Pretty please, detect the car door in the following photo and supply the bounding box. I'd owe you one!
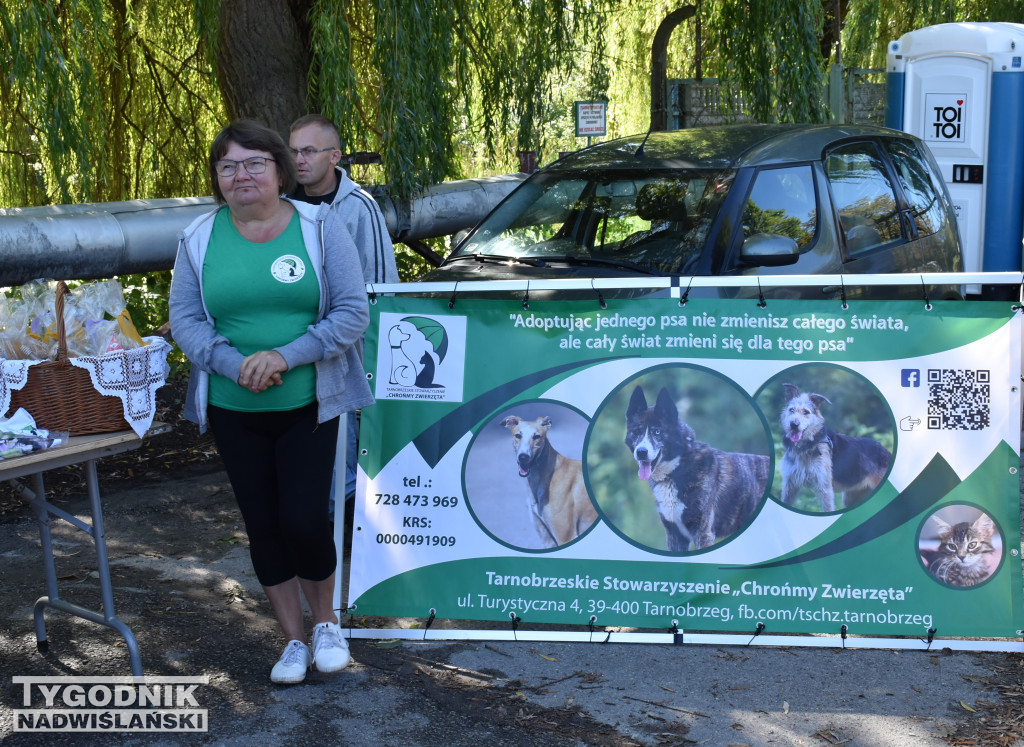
[716,163,842,299]
[882,137,963,280]
[824,140,906,276]
[826,138,962,298]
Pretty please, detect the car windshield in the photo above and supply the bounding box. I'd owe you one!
[450,169,736,275]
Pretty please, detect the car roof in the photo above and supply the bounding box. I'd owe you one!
[550,123,909,172]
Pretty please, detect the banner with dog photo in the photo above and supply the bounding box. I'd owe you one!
[349,295,1023,642]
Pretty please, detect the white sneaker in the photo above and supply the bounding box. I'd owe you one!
[312,621,350,673]
[270,640,311,684]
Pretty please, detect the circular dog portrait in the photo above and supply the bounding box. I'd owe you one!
[918,505,1003,589]
[586,365,772,554]
[463,401,596,551]
[756,365,895,514]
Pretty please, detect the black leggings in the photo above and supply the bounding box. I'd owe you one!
[208,403,338,587]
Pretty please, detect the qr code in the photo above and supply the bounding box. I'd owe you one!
[927,369,990,430]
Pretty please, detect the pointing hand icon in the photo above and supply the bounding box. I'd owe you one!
[900,416,922,431]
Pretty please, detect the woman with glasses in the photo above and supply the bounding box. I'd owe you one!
[169,119,371,684]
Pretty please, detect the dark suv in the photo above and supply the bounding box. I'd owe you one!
[420,124,963,297]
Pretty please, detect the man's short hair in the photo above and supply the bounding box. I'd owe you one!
[290,113,341,145]
[208,119,298,203]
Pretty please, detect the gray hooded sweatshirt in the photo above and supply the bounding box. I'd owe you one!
[322,168,398,284]
[169,198,374,433]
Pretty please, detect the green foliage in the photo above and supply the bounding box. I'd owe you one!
[119,271,172,338]
[705,0,828,123]
[308,0,366,156]
[393,243,438,281]
[192,0,220,69]
[0,0,224,206]
[370,0,460,197]
[117,271,190,370]
[0,0,110,204]
[10,0,1008,209]
[309,0,618,193]
[843,0,1024,69]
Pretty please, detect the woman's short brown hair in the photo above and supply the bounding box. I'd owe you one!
[208,119,298,203]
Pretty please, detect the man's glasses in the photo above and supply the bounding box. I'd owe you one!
[214,157,274,177]
[289,146,336,158]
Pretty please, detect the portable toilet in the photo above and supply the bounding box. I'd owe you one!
[886,22,1024,275]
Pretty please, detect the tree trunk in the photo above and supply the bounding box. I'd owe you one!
[216,0,310,137]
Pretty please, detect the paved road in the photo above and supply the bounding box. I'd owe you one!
[171,635,1014,746]
[1,469,1020,746]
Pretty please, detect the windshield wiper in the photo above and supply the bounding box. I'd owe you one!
[541,255,661,276]
[444,253,548,267]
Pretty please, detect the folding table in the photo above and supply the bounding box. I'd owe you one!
[2,424,170,675]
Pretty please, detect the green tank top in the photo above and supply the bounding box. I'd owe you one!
[203,208,319,412]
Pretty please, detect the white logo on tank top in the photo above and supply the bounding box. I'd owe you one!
[271,255,306,283]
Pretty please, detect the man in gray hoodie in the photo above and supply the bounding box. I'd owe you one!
[288,114,398,285]
[288,114,399,532]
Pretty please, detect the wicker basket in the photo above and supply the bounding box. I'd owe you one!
[7,281,131,435]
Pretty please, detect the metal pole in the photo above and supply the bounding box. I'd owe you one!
[650,5,697,132]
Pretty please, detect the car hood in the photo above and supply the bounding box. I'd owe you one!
[418,259,654,283]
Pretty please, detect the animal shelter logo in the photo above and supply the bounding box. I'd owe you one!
[270,254,305,282]
[375,313,466,402]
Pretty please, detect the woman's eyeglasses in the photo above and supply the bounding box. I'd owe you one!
[214,157,274,177]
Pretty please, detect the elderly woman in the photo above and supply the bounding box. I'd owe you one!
[169,119,372,684]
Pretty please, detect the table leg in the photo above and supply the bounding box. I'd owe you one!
[84,459,143,675]
[29,472,58,651]
[27,460,144,676]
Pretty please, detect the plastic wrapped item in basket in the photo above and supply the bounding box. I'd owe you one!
[0,281,171,437]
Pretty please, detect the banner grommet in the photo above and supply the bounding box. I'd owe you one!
[746,621,765,646]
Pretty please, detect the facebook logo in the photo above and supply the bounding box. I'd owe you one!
[901,369,920,387]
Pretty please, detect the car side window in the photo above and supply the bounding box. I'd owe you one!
[886,140,946,239]
[825,143,902,257]
[741,165,817,249]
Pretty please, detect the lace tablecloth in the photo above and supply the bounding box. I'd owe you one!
[0,337,171,437]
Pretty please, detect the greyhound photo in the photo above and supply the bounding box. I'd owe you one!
[500,414,597,546]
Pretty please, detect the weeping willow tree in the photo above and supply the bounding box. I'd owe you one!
[704,0,829,122]
[304,0,617,196]
[0,0,224,206]
[1,0,1021,208]
[842,0,1023,68]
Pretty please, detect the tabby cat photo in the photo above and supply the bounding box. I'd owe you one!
[923,510,999,588]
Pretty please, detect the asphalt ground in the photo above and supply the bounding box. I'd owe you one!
[0,463,1022,746]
